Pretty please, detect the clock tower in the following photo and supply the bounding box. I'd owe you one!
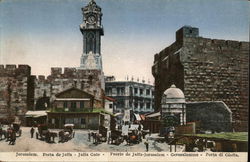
[80,0,104,70]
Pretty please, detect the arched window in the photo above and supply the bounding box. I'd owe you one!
[87,32,95,53]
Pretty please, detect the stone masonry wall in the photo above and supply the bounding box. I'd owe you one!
[34,67,104,109]
[181,37,249,131]
[0,64,34,123]
[152,27,249,131]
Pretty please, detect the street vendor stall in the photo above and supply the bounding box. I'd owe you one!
[25,111,47,126]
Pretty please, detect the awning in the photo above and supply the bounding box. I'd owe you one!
[64,124,74,127]
[25,111,47,118]
[140,114,145,121]
[134,113,141,121]
[146,112,161,118]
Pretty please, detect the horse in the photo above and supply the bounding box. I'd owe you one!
[58,130,65,143]
[6,128,13,142]
[49,132,57,143]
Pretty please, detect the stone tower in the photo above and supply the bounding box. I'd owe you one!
[80,0,104,70]
[152,26,249,131]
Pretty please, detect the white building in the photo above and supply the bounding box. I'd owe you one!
[161,84,186,125]
[105,76,154,114]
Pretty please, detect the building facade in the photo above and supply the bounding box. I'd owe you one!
[47,87,109,129]
[105,76,154,114]
[152,26,249,131]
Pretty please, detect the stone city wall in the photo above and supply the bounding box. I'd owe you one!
[152,27,249,131]
[0,64,34,123]
[34,67,104,108]
[181,37,249,131]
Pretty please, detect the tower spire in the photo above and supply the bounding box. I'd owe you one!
[79,0,104,70]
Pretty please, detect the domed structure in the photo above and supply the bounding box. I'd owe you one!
[161,84,186,125]
[163,84,185,103]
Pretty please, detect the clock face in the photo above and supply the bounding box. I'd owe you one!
[87,15,96,24]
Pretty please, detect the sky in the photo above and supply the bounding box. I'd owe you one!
[0,0,249,83]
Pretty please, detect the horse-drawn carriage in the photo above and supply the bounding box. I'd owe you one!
[36,124,57,143]
[5,122,22,141]
[126,130,141,144]
[109,130,124,145]
[12,122,22,137]
[97,126,108,142]
[58,124,75,143]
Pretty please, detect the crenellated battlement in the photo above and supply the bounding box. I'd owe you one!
[154,27,249,64]
[0,64,31,77]
[49,67,102,79]
[190,37,248,49]
[175,26,248,50]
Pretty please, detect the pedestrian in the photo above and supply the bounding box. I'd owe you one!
[138,124,141,131]
[142,132,145,139]
[107,130,111,144]
[138,131,142,142]
[93,132,96,144]
[9,129,16,145]
[144,139,149,152]
[30,127,34,138]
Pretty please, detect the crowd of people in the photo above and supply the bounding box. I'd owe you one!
[0,124,17,145]
[1,123,152,152]
[87,124,151,152]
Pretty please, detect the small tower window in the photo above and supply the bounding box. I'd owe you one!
[87,32,95,53]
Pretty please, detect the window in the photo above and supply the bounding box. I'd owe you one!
[81,118,86,124]
[63,102,67,108]
[121,87,125,95]
[87,32,95,53]
[134,102,138,109]
[117,87,120,95]
[71,102,77,111]
[129,87,133,96]
[140,103,144,109]
[116,87,125,96]
[80,101,84,109]
[146,89,150,96]
[109,104,113,109]
[134,88,138,94]
[146,103,151,109]
[105,87,112,95]
[140,89,143,95]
